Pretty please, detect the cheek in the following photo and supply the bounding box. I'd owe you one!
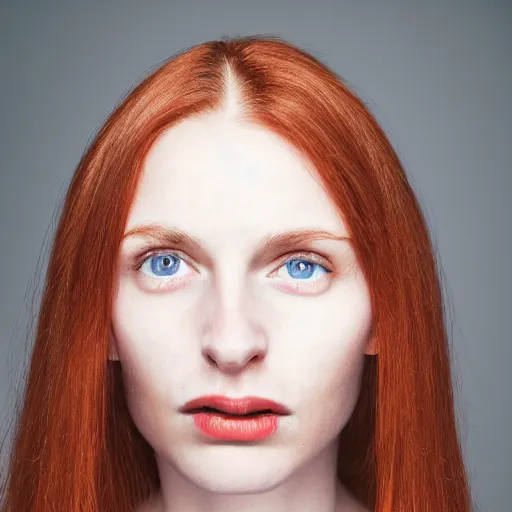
[291,317,369,407]
[110,290,178,433]
[290,326,369,444]
[276,281,372,376]
[111,276,203,410]
[111,276,193,366]
[274,283,372,429]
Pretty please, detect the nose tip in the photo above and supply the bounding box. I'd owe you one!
[200,312,268,374]
[202,345,265,373]
[200,289,268,374]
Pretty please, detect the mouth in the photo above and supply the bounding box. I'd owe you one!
[179,395,291,417]
[179,395,290,442]
[183,406,275,417]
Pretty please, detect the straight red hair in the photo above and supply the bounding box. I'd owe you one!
[0,36,471,511]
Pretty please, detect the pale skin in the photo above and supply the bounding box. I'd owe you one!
[110,79,376,512]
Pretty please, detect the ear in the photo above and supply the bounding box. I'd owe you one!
[108,328,120,361]
[364,334,378,356]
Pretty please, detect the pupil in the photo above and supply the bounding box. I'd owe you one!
[288,259,314,279]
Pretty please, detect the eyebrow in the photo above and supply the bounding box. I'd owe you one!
[122,224,351,267]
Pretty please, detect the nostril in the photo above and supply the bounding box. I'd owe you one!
[205,353,217,365]
[202,348,264,373]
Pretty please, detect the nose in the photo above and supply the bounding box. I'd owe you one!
[200,294,268,374]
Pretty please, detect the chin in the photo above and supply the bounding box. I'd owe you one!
[172,444,296,494]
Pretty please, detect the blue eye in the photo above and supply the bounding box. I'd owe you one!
[141,254,184,278]
[285,259,329,280]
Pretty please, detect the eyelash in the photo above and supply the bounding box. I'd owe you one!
[131,249,333,285]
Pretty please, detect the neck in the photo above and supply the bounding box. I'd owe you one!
[144,441,368,512]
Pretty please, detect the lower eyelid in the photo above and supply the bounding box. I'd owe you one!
[271,276,332,295]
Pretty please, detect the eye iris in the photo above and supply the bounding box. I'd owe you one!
[150,255,180,276]
[287,259,317,279]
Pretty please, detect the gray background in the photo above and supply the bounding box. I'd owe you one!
[1,1,510,510]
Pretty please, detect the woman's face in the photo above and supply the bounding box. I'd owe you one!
[111,109,375,493]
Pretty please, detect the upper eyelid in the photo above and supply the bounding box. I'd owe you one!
[135,248,192,270]
[272,251,332,270]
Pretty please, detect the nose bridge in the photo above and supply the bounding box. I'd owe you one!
[200,267,267,373]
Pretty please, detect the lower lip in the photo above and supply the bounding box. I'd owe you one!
[191,412,279,441]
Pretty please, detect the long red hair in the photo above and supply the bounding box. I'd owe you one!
[0,35,471,511]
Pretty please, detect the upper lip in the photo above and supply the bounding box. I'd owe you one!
[180,395,291,416]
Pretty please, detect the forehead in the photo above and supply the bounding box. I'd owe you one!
[126,111,348,241]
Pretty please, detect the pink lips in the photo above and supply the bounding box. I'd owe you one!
[180,395,291,441]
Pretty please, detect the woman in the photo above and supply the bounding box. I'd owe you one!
[0,36,471,511]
